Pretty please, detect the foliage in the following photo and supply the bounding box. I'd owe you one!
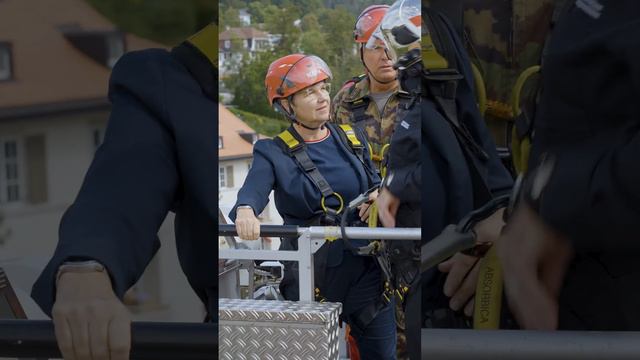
[228,108,289,137]
[86,0,217,46]
[223,1,375,117]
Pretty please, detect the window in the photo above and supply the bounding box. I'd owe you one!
[0,139,23,203]
[107,34,124,68]
[219,136,224,149]
[0,43,12,81]
[219,166,226,188]
[224,40,231,49]
[219,165,234,188]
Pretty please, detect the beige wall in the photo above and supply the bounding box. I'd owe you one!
[0,110,204,322]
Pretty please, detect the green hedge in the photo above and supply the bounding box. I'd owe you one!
[228,108,289,137]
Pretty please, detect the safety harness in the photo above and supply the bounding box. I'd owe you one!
[340,75,416,169]
[275,123,396,331]
[274,123,376,214]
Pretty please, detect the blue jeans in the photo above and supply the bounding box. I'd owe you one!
[323,251,397,360]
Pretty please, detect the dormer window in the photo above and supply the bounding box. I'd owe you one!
[63,30,126,69]
[239,132,257,144]
[0,43,12,81]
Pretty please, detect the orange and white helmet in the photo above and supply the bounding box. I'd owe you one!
[353,5,389,44]
[264,54,332,107]
[376,0,421,62]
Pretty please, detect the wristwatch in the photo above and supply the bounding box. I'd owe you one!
[56,260,106,285]
[523,153,556,213]
[505,153,556,221]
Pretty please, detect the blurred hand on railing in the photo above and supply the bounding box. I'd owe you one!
[438,208,506,316]
[357,189,378,221]
[53,271,131,360]
[376,188,400,228]
[498,203,572,330]
[235,207,261,240]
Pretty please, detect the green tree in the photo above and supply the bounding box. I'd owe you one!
[226,1,375,117]
[86,0,216,46]
[225,51,283,119]
[300,14,321,32]
[229,108,289,136]
[220,7,242,30]
[299,30,330,59]
[263,4,301,53]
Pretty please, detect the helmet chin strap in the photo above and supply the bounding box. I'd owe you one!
[294,120,325,131]
[275,100,326,131]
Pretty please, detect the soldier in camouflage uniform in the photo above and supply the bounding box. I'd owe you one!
[331,5,416,360]
[331,5,414,171]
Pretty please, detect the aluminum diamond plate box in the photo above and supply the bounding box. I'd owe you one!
[219,298,342,360]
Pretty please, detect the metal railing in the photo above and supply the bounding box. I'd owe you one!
[421,329,640,359]
[218,224,421,301]
[0,320,216,359]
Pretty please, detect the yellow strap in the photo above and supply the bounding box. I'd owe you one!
[511,65,541,117]
[472,245,503,329]
[471,63,487,116]
[338,124,362,147]
[187,23,217,69]
[323,227,340,242]
[368,203,378,228]
[421,35,449,70]
[276,129,300,149]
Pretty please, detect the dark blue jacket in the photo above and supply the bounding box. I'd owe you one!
[421,10,513,326]
[422,12,513,242]
[529,1,640,330]
[229,123,380,267]
[532,0,640,252]
[31,46,218,316]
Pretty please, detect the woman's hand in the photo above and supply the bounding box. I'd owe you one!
[358,189,379,221]
[235,207,261,240]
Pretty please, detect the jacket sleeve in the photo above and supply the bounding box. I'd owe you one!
[533,4,640,251]
[385,109,421,203]
[31,50,179,316]
[229,140,276,221]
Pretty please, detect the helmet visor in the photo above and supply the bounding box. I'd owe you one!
[379,0,421,63]
[277,55,333,96]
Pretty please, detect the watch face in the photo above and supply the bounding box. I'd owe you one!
[531,154,556,200]
[506,174,525,220]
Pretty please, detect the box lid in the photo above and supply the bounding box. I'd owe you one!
[219,298,342,325]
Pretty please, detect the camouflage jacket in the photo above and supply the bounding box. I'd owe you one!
[331,75,413,167]
[461,0,564,119]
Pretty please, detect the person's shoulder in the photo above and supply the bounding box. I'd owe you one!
[333,74,368,103]
[253,138,283,154]
[108,49,178,95]
[111,49,175,79]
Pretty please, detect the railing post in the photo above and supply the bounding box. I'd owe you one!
[297,229,314,302]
